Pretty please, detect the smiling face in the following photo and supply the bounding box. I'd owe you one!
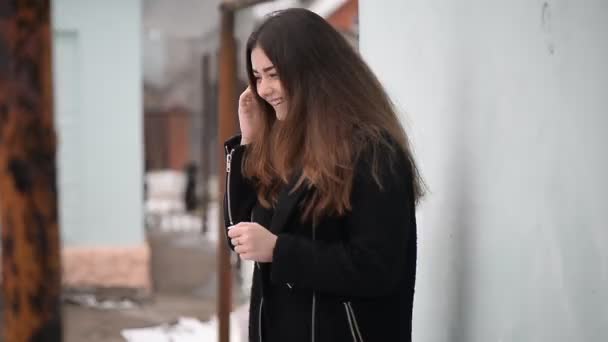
[251,46,289,120]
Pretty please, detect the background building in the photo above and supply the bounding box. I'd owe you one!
[360,0,608,341]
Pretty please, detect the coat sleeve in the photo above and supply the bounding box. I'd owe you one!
[270,147,416,298]
[223,135,257,251]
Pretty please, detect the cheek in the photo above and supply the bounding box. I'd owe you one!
[277,83,286,97]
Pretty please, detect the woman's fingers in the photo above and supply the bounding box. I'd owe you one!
[238,252,253,261]
[234,245,250,255]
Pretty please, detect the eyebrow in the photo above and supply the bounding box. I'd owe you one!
[252,66,276,74]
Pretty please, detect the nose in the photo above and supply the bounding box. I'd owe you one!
[257,78,273,99]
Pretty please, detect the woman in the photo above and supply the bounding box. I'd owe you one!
[224,8,423,342]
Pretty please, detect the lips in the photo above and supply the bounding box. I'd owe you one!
[267,98,283,106]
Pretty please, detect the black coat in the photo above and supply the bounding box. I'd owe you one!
[223,135,417,342]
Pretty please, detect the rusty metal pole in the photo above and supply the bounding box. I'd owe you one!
[217,5,238,342]
[200,55,210,234]
[0,1,62,342]
[216,2,273,341]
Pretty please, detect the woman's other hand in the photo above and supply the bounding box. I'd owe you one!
[227,222,277,262]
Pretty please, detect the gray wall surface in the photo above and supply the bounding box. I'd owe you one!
[360,1,608,341]
[53,0,144,246]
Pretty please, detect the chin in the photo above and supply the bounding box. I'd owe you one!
[275,111,287,121]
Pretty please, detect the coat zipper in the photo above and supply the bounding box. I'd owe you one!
[344,302,364,342]
[311,219,317,342]
[248,177,263,342]
[347,303,364,341]
[225,146,235,226]
[225,144,264,342]
[344,302,358,342]
[258,297,264,342]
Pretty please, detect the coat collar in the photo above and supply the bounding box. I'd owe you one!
[269,172,310,234]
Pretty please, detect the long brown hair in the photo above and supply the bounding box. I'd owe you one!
[244,8,424,221]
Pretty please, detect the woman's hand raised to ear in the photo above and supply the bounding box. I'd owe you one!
[238,86,263,145]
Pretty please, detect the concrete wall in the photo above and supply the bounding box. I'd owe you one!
[360,1,608,341]
[52,0,144,246]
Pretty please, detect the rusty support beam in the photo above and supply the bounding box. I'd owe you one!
[0,1,62,341]
[217,2,276,341]
[217,7,238,342]
[200,55,210,234]
[220,0,274,12]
